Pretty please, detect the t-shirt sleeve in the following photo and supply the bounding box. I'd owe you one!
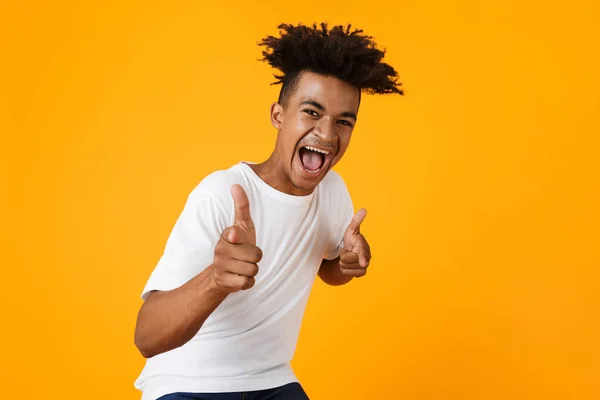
[140,191,229,300]
[324,176,355,260]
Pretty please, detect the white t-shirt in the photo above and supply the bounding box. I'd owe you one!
[134,161,354,400]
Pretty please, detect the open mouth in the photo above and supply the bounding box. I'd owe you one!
[298,145,331,174]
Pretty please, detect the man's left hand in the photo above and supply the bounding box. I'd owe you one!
[339,208,372,278]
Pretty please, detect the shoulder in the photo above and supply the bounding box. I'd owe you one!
[317,169,353,217]
[319,169,350,197]
[189,164,245,204]
[182,164,249,226]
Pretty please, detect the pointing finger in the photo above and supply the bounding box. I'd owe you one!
[345,208,367,235]
[231,184,254,230]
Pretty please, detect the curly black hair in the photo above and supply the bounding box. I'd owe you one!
[259,22,403,106]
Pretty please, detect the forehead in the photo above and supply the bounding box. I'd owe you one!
[291,71,360,112]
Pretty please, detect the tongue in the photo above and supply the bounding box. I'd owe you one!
[301,149,323,171]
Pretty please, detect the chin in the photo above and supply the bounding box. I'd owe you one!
[292,177,320,192]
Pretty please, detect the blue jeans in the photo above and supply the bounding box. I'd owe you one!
[156,382,310,400]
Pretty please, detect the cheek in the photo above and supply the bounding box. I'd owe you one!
[279,129,301,161]
[337,132,352,153]
[294,116,315,135]
[331,140,350,167]
[284,118,312,147]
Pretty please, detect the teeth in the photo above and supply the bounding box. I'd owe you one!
[304,146,330,155]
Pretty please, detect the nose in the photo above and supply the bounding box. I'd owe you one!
[312,116,336,146]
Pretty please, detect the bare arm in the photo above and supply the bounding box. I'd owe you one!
[319,208,372,286]
[134,265,228,358]
[134,184,260,359]
[318,257,354,286]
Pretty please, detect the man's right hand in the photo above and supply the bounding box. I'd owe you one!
[210,184,262,293]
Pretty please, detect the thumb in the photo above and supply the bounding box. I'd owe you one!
[223,226,239,244]
[231,184,254,230]
[345,208,367,236]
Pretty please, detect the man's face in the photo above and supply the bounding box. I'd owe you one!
[271,71,360,195]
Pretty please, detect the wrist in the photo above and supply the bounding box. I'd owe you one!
[190,265,230,301]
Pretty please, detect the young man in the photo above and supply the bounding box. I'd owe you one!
[134,23,402,400]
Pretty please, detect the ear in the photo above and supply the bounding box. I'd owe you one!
[270,102,284,130]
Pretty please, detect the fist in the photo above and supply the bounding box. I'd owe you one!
[211,184,263,293]
[339,208,372,278]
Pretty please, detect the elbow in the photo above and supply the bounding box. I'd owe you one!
[134,312,161,358]
[134,302,161,358]
[136,344,156,359]
[134,329,157,359]
[134,323,181,359]
[139,349,157,359]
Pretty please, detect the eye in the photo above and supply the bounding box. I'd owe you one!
[303,109,319,117]
[337,120,353,127]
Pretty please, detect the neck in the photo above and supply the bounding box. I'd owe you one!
[247,151,311,197]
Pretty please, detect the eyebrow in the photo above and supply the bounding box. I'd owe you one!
[300,99,357,121]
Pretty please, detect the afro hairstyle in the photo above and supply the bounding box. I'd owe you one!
[258,22,403,107]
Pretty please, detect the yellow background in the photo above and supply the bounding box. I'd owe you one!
[2,1,599,399]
